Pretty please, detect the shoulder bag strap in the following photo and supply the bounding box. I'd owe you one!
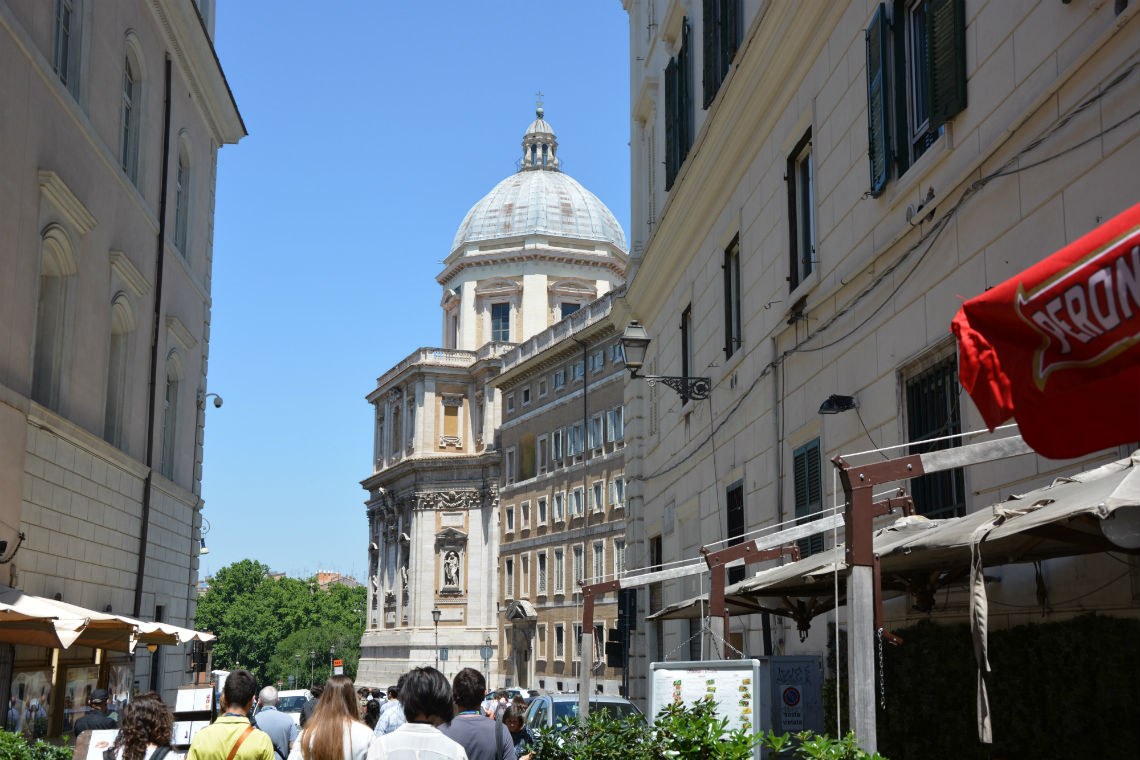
[494,710,505,760]
[226,725,256,760]
[151,747,172,760]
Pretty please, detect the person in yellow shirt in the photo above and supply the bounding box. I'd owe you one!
[188,670,274,760]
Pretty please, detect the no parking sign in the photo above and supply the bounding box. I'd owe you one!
[779,684,804,730]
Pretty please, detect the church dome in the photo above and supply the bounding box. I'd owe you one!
[449,109,627,255]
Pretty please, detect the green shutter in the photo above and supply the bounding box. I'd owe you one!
[680,19,693,156]
[665,57,678,190]
[794,440,823,556]
[865,4,890,197]
[703,0,717,107]
[722,0,741,77]
[926,0,967,128]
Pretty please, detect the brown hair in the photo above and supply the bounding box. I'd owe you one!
[299,676,360,760]
[110,692,173,760]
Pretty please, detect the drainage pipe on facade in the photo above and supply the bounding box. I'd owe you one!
[133,56,173,619]
[571,333,592,717]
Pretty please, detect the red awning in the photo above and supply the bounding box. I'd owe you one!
[952,203,1140,459]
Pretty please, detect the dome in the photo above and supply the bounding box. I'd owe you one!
[449,108,627,255]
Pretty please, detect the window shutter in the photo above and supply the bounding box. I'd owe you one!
[723,0,741,75]
[680,20,693,156]
[665,57,678,190]
[723,247,733,357]
[926,0,967,128]
[703,0,717,108]
[865,3,890,197]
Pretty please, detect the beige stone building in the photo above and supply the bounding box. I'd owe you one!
[489,288,628,694]
[618,0,1138,710]
[0,0,243,724]
[358,110,628,688]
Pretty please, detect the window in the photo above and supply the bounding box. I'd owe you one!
[793,440,824,557]
[561,302,581,319]
[538,552,548,595]
[614,539,626,577]
[491,302,511,342]
[567,423,584,457]
[571,487,584,517]
[573,545,584,585]
[538,623,548,657]
[521,500,531,530]
[174,143,190,255]
[609,477,626,508]
[537,496,548,525]
[53,0,80,95]
[121,51,141,183]
[522,387,531,406]
[522,554,530,597]
[680,305,693,404]
[538,379,548,397]
[688,618,703,660]
[906,355,966,518]
[593,541,604,581]
[555,624,565,658]
[555,550,565,593]
[589,415,603,450]
[574,623,584,657]
[787,130,815,290]
[702,0,742,107]
[589,351,605,373]
[665,19,694,190]
[104,295,133,447]
[726,480,745,583]
[609,343,625,364]
[571,361,584,380]
[551,429,563,461]
[866,0,966,195]
[723,236,742,356]
[505,505,515,533]
[32,227,76,411]
[506,394,515,413]
[505,557,514,598]
[520,433,536,480]
[606,406,625,442]
[159,354,181,480]
[505,448,516,485]
[554,492,565,523]
[552,369,566,389]
[538,436,548,473]
[591,481,604,512]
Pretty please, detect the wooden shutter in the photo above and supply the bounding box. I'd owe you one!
[865,3,890,197]
[926,0,967,128]
[723,0,741,73]
[794,440,823,555]
[680,20,693,157]
[703,0,717,108]
[665,57,678,190]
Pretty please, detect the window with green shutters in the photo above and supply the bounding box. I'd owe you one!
[702,0,742,108]
[793,439,824,557]
[665,19,694,191]
[865,0,966,196]
[905,355,966,519]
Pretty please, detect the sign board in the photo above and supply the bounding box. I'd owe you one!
[480,645,494,661]
[440,647,449,661]
[333,659,344,676]
[649,657,821,760]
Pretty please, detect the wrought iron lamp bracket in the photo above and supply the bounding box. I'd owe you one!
[632,371,712,402]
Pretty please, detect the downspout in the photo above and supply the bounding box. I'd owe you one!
[767,334,785,656]
[571,333,591,716]
[134,56,172,618]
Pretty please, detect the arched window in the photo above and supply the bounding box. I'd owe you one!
[174,139,191,254]
[120,40,144,183]
[159,352,182,479]
[104,294,134,447]
[32,225,77,410]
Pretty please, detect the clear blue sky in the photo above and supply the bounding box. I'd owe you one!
[199,2,632,580]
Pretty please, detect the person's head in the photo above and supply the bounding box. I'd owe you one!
[301,676,360,760]
[494,689,509,702]
[111,692,172,760]
[309,684,324,701]
[400,668,453,725]
[503,704,526,735]
[386,684,398,701]
[259,686,279,707]
[363,698,381,729]
[357,687,368,699]
[89,688,110,714]
[451,668,486,711]
[223,670,258,714]
[370,688,382,700]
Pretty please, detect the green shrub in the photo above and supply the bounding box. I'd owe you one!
[0,731,74,760]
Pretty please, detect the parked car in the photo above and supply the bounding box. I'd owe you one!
[523,694,644,732]
[256,688,311,726]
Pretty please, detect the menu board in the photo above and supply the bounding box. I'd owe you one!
[652,665,758,735]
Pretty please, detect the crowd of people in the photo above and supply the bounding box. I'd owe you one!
[67,667,532,760]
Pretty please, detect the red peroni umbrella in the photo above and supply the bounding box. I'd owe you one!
[952,203,1140,460]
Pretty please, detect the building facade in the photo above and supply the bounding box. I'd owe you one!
[620,0,1138,708]
[358,110,628,688]
[0,0,243,723]
[490,289,628,694]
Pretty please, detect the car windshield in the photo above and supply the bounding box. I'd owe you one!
[552,700,641,726]
[277,696,307,712]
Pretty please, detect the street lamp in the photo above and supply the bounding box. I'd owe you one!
[356,605,363,627]
[329,645,335,676]
[620,320,711,402]
[294,653,300,688]
[309,649,315,688]
[431,608,442,669]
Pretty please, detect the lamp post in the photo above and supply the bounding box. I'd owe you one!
[431,608,442,669]
[329,645,335,676]
[309,649,315,688]
[620,321,711,402]
[294,652,300,689]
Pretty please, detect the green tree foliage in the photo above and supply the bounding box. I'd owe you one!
[194,560,367,689]
[0,731,73,760]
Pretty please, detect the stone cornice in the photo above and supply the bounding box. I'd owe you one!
[38,171,98,234]
[166,315,198,351]
[360,451,501,489]
[437,239,627,285]
[109,251,151,297]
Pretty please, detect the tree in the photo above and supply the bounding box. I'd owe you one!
[195,560,367,688]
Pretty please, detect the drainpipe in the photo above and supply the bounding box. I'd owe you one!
[571,333,591,717]
[767,334,785,656]
[133,56,172,618]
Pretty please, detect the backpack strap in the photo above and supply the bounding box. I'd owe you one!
[151,748,173,760]
[226,725,256,760]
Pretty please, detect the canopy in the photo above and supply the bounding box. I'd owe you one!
[0,585,215,651]
[649,450,1140,624]
[951,203,1140,460]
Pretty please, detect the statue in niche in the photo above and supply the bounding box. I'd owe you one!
[400,564,409,592]
[443,551,460,587]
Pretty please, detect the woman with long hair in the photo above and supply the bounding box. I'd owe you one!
[288,676,373,760]
[106,692,174,760]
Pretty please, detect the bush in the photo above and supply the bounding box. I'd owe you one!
[0,731,74,760]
